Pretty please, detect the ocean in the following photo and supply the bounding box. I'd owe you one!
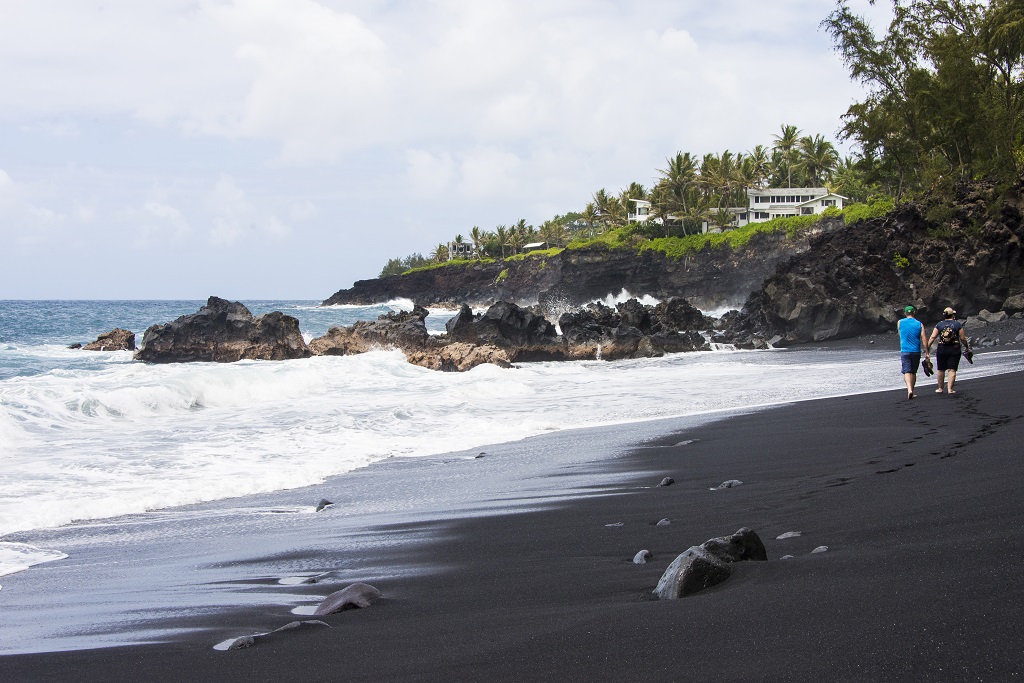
[3,297,1024,640]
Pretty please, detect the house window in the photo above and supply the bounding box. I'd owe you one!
[801,207,813,215]
[823,199,836,207]
[755,211,769,219]
[739,213,748,220]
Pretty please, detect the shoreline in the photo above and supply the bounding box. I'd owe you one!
[2,369,1024,679]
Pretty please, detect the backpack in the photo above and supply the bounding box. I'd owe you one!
[938,323,960,346]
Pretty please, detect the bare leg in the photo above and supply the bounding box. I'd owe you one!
[936,370,945,393]
[947,369,957,394]
[904,372,916,399]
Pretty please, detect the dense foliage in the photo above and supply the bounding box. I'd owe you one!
[824,0,1024,199]
[378,1,1022,277]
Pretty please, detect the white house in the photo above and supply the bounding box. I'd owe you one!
[448,241,475,260]
[628,199,653,222]
[702,187,847,232]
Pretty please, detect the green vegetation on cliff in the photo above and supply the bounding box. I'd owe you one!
[378,0,1023,281]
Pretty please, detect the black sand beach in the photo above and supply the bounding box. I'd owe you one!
[3,369,1023,682]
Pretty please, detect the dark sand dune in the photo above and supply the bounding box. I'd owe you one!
[3,371,1023,681]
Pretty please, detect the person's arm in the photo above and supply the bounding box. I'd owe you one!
[926,327,939,352]
[959,326,970,349]
[921,325,930,356]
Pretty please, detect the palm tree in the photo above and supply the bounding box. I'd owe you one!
[539,220,568,246]
[746,145,773,189]
[506,226,523,255]
[494,225,509,258]
[711,207,734,231]
[582,202,599,237]
[593,188,626,230]
[773,124,802,188]
[796,134,841,187]
[470,226,484,259]
[430,243,449,262]
[658,152,697,221]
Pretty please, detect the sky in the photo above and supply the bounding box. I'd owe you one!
[0,0,892,300]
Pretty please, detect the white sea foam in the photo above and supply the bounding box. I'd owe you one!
[596,289,662,308]
[2,342,1024,538]
[0,542,68,581]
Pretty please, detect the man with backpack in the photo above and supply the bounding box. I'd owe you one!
[926,306,972,394]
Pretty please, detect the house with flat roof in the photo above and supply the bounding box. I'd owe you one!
[628,199,653,222]
[702,187,847,232]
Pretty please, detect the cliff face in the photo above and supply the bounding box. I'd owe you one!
[727,179,1024,344]
[322,221,842,312]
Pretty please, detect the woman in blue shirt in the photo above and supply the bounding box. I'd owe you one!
[898,305,930,399]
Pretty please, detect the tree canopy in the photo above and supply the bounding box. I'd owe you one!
[824,0,1024,199]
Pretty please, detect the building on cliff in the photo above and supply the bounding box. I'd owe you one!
[630,189,846,233]
[704,188,847,232]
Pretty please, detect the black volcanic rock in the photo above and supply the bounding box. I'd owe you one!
[83,328,135,351]
[727,180,1024,345]
[322,227,839,313]
[559,298,708,360]
[135,297,309,363]
[310,305,432,357]
[448,301,563,361]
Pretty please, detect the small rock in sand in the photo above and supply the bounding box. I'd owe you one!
[811,545,829,554]
[710,479,743,490]
[270,620,330,634]
[633,550,653,565]
[780,555,795,560]
[658,477,675,487]
[656,518,672,527]
[313,582,383,616]
[226,636,255,650]
[605,522,625,527]
[776,531,802,540]
[315,499,333,512]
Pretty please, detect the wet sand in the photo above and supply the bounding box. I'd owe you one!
[2,370,1023,681]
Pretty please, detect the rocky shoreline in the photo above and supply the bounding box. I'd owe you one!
[76,293,1024,372]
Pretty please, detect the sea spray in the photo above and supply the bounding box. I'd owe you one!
[4,300,1024,540]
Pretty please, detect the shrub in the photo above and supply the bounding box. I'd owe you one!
[843,197,894,225]
[403,258,492,275]
[639,214,821,260]
[892,252,910,269]
[496,268,509,283]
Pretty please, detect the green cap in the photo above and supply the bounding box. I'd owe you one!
[904,305,916,314]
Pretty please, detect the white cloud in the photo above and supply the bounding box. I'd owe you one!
[457,147,523,199]
[0,0,884,297]
[288,200,318,221]
[205,174,292,245]
[407,149,455,198]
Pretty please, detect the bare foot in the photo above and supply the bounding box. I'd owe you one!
[935,388,944,393]
[948,389,957,394]
[909,391,916,400]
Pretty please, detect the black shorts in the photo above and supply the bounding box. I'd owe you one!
[936,345,961,372]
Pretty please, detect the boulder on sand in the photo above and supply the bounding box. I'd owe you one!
[134,297,309,363]
[653,527,767,600]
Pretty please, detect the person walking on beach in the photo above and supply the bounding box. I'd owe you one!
[898,305,930,399]
[926,306,971,394]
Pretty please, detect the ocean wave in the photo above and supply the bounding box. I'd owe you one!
[3,343,1024,537]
